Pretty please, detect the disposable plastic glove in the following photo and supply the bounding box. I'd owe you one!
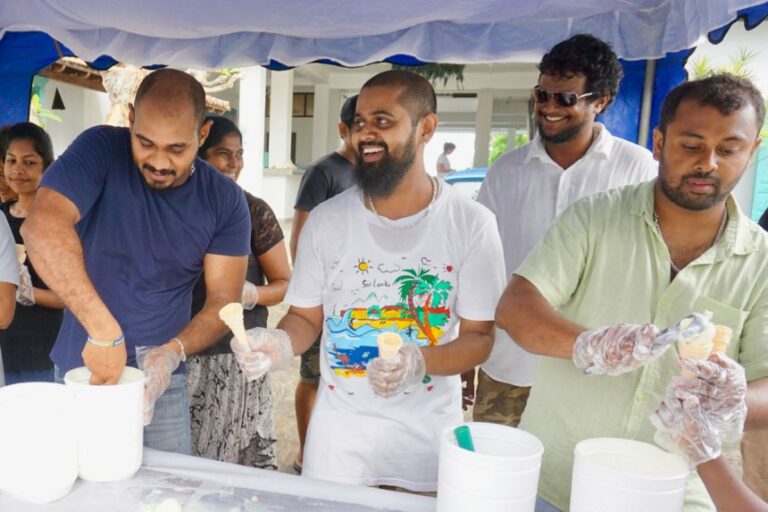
[367,343,426,398]
[241,280,259,310]
[16,264,34,306]
[139,345,181,426]
[230,327,293,381]
[674,353,747,444]
[651,387,722,468]
[572,323,662,376]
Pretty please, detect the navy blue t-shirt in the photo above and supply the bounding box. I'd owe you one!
[41,126,251,372]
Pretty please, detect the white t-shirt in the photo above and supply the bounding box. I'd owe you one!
[287,182,505,490]
[477,124,657,386]
[436,153,451,174]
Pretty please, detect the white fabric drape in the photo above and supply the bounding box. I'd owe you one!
[0,0,764,67]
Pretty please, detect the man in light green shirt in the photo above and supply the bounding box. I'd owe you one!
[496,75,767,511]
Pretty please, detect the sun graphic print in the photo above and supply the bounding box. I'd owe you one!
[355,258,371,274]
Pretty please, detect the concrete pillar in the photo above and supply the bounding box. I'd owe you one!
[474,89,493,168]
[326,89,343,154]
[268,69,294,169]
[237,66,267,196]
[311,84,331,162]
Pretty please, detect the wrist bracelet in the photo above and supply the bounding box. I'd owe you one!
[172,337,187,362]
[87,334,125,348]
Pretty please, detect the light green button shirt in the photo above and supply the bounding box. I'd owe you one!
[516,179,768,511]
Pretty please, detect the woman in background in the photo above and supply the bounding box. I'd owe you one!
[0,122,63,384]
[0,126,19,204]
[188,115,291,469]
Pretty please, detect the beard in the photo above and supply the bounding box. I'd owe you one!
[657,158,732,211]
[354,131,416,199]
[536,118,588,144]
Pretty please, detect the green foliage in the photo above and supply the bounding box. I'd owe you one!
[689,48,768,139]
[29,76,62,127]
[391,63,465,88]
[488,132,529,166]
[689,47,757,79]
[489,134,508,166]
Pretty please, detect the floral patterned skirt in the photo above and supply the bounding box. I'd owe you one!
[187,353,277,469]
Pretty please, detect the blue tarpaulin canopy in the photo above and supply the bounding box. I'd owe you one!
[1,0,767,142]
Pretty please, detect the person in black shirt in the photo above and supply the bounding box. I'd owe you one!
[289,94,357,473]
[187,116,290,469]
[0,122,64,384]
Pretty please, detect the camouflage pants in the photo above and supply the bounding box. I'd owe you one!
[743,428,768,500]
[472,368,531,427]
[299,336,322,385]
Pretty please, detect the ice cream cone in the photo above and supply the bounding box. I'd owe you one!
[679,333,714,379]
[218,302,248,348]
[678,342,712,360]
[377,332,403,360]
[712,325,733,354]
[15,244,25,265]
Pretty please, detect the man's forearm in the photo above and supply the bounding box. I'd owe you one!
[22,214,120,339]
[174,297,232,356]
[745,377,768,429]
[496,275,584,359]
[421,330,492,376]
[278,309,321,355]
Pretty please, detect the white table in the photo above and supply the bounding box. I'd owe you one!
[0,448,437,511]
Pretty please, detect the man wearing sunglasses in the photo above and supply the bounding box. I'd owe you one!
[472,34,657,428]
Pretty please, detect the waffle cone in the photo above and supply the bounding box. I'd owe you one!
[377,332,403,359]
[15,244,25,265]
[678,342,712,360]
[712,325,733,354]
[219,302,248,348]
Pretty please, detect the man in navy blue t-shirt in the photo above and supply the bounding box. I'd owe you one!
[22,69,251,454]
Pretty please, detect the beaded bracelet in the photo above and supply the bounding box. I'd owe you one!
[87,334,125,348]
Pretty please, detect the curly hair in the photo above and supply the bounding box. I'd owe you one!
[659,74,765,133]
[539,34,623,110]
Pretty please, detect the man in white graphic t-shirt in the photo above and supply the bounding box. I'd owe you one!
[231,70,506,491]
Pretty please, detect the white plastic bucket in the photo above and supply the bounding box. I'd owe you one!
[437,422,544,512]
[570,438,690,512]
[64,366,144,482]
[0,382,78,503]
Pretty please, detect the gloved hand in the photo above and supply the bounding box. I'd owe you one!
[230,327,293,381]
[139,345,181,426]
[572,323,663,376]
[16,264,34,306]
[675,353,747,443]
[367,343,426,398]
[241,280,259,310]
[651,388,721,467]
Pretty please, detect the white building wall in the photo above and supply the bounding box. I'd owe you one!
[39,79,109,157]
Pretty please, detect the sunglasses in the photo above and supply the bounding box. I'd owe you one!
[532,86,594,107]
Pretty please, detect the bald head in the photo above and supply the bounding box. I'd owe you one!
[134,69,207,130]
[362,70,437,125]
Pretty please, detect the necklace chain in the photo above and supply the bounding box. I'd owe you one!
[367,176,439,230]
[653,208,728,274]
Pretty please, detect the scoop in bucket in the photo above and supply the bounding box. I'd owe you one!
[219,302,248,348]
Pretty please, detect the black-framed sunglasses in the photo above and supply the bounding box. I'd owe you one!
[531,86,594,107]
